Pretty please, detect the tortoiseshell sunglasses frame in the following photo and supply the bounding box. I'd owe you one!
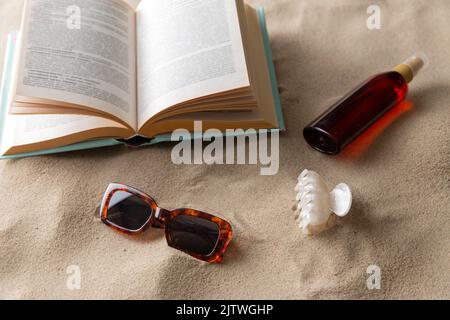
[100,183,233,263]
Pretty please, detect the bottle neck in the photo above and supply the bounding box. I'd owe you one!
[392,54,427,84]
[393,64,414,83]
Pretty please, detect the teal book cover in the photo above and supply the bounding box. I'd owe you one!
[0,7,284,159]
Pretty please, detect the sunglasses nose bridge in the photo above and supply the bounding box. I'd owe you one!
[150,207,171,229]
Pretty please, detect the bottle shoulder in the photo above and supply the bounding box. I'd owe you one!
[372,71,408,85]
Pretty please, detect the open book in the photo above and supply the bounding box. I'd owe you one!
[0,0,284,157]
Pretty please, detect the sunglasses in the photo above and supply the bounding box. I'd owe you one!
[100,183,233,263]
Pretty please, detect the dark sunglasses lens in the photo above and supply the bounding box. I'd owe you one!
[107,191,152,231]
[168,215,220,256]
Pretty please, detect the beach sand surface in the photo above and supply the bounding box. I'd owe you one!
[0,0,448,299]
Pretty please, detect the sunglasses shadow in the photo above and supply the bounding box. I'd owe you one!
[127,229,166,243]
[219,241,244,265]
[94,206,240,262]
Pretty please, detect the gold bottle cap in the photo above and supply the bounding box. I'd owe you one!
[393,53,428,83]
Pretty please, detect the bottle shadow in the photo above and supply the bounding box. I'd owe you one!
[336,84,447,163]
[337,100,414,162]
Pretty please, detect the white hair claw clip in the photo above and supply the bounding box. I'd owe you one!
[295,169,352,235]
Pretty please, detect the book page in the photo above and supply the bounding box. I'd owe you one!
[15,0,137,129]
[136,0,250,129]
[0,112,131,155]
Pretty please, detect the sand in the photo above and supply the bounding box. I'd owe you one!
[0,0,449,299]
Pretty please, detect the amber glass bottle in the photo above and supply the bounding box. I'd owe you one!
[304,54,427,155]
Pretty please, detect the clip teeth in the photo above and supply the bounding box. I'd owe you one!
[295,169,352,235]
